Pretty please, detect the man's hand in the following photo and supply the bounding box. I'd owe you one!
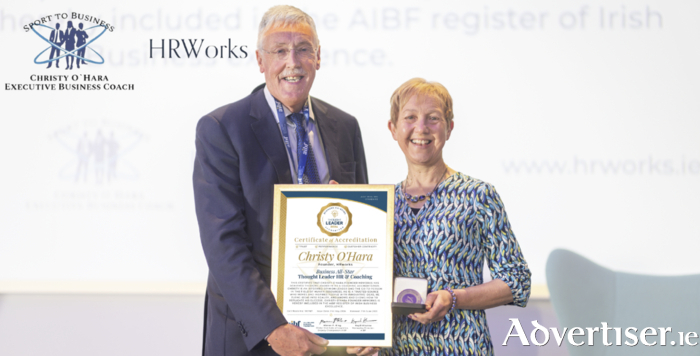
[408,290,452,324]
[346,346,379,355]
[268,324,328,356]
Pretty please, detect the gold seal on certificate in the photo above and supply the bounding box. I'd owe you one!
[271,184,394,347]
[317,202,353,236]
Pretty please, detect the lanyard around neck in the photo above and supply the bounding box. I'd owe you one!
[274,98,311,184]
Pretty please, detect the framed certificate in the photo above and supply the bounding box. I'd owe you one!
[271,184,395,347]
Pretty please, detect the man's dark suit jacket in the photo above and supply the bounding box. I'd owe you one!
[193,88,368,356]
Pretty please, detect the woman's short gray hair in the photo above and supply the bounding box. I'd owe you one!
[257,5,319,50]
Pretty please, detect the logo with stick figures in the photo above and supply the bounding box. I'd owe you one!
[31,20,108,70]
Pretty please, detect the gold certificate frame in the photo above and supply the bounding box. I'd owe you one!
[271,184,395,347]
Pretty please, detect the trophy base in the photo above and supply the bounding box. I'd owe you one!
[391,302,427,316]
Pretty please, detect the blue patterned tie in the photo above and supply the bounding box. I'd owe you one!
[290,113,320,184]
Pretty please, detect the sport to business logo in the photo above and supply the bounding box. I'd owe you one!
[25,12,114,70]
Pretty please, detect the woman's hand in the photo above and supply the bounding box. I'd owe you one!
[408,290,453,324]
[346,346,379,355]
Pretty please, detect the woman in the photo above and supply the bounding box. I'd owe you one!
[63,21,76,70]
[350,78,531,356]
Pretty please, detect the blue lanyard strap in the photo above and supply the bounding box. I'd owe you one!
[274,98,312,184]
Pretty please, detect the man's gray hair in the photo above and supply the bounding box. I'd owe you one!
[257,5,319,50]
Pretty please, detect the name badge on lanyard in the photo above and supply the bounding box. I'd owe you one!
[275,98,312,184]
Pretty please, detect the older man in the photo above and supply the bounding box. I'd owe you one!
[193,5,368,356]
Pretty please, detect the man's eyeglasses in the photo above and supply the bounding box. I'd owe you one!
[261,45,317,61]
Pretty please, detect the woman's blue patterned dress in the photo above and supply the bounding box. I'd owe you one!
[383,172,531,356]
